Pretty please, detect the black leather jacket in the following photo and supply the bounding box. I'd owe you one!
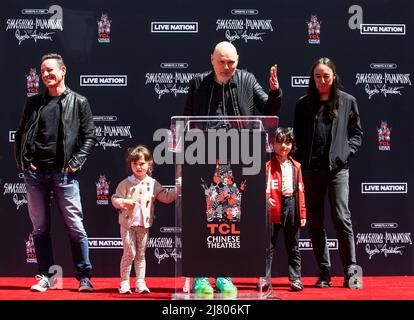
[15,87,97,172]
[184,69,282,116]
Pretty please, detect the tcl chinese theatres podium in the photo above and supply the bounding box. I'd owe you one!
[169,116,278,300]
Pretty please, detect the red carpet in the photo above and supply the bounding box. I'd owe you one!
[0,276,413,300]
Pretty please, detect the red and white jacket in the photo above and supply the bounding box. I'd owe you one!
[266,156,306,224]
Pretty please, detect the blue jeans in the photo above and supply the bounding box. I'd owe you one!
[302,168,357,276]
[24,168,92,280]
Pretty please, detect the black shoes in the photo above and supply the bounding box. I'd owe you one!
[314,269,332,288]
[314,265,363,289]
[314,278,332,288]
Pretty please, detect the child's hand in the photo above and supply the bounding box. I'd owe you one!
[121,199,136,210]
[300,219,306,228]
[267,198,276,207]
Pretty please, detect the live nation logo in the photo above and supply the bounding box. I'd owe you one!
[93,115,133,151]
[299,239,338,251]
[348,5,406,36]
[377,120,391,151]
[355,63,411,99]
[361,182,407,194]
[216,9,274,43]
[6,5,63,45]
[291,76,310,88]
[151,22,198,33]
[88,238,122,249]
[145,63,200,99]
[356,223,412,260]
[360,24,405,35]
[80,75,127,86]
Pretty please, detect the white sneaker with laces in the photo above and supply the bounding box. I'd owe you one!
[30,275,54,292]
[118,280,132,294]
[183,277,191,293]
[135,280,150,293]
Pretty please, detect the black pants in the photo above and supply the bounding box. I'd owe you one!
[302,168,357,275]
[266,196,301,281]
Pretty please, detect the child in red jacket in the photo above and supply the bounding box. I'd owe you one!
[259,127,307,292]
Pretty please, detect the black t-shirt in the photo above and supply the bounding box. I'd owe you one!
[208,82,234,116]
[310,101,332,169]
[32,95,64,168]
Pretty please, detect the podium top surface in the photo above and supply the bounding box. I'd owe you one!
[171,116,279,131]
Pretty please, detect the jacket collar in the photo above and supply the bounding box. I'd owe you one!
[127,174,150,185]
[271,155,300,168]
[208,69,239,87]
[41,86,71,99]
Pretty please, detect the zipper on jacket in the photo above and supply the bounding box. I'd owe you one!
[328,117,337,171]
[20,98,47,167]
[60,95,66,170]
[307,117,316,168]
[221,83,227,115]
[207,86,214,116]
[229,86,240,117]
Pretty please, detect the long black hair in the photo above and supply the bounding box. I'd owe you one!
[307,57,340,120]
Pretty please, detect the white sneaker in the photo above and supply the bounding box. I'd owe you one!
[135,281,150,293]
[183,277,191,293]
[30,275,54,292]
[118,280,132,294]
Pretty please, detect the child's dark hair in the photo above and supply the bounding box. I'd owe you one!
[274,127,297,153]
[127,145,154,176]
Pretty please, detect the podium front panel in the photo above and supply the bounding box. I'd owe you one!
[181,131,267,277]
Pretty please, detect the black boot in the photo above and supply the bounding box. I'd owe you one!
[315,268,332,288]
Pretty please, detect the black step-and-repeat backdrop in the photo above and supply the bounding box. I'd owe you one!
[1,0,413,278]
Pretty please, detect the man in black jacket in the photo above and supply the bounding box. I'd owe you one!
[183,41,282,295]
[15,53,97,292]
[184,41,282,117]
[293,57,363,289]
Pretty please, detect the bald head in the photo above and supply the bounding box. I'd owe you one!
[211,41,239,84]
[213,41,238,56]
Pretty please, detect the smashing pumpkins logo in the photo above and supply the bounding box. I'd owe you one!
[202,162,246,249]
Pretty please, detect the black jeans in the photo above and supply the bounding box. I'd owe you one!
[302,168,357,276]
[266,196,301,281]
